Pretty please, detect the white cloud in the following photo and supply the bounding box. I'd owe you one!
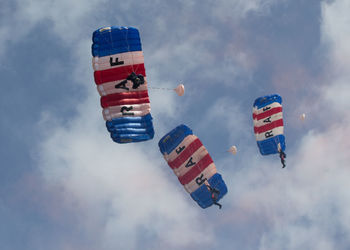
[194,2,350,249]
[224,1,350,249]
[20,1,214,248]
[321,0,350,115]
[254,126,350,250]
[321,0,350,74]
[37,94,214,249]
[0,0,107,57]
[199,97,251,144]
[211,0,283,21]
[7,0,350,249]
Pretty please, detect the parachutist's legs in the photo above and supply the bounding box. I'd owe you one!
[213,201,222,209]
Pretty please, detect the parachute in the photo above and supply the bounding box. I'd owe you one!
[149,83,185,96]
[228,146,237,155]
[175,84,185,96]
[253,94,286,167]
[92,26,154,143]
[158,124,228,209]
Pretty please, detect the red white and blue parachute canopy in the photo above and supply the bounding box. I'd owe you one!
[253,94,285,155]
[91,26,154,143]
[158,124,228,209]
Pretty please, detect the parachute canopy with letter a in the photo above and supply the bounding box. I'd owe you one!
[92,26,154,143]
[253,94,285,155]
[158,124,228,209]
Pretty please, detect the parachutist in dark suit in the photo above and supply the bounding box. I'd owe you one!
[206,184,222,209]
[279,151,286,168]
[127,72,145,89]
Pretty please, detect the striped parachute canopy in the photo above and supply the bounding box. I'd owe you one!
[158,124,228,209]
[92,26,154,143]
[253,94,286,155]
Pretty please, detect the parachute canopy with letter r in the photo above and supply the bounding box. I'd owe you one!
[253,94,286,155]
[92,26,154,143]
[158,124,227,209]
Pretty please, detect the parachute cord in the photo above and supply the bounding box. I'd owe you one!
[107,27,141,83]
[274,126,286,168]
[108,27,114,62]
[275,134,281,153]
[148,86,174,91]
[125,27,141,75]
[125,28,133,72]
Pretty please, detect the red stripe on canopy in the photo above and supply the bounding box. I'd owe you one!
[94,63,146,85]
[178,154,213,185]
[253,107,282,120]
[254,119,284,134]
[168,138,203,170]
[100,90,149,108]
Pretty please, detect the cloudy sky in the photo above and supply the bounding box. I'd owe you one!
[1,0,350,249]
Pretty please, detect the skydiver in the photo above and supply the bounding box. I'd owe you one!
[279,150,286,168]
[205,184,222,209]
[127,72,145,89]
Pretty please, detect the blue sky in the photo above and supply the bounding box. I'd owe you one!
[1,0,350,249]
